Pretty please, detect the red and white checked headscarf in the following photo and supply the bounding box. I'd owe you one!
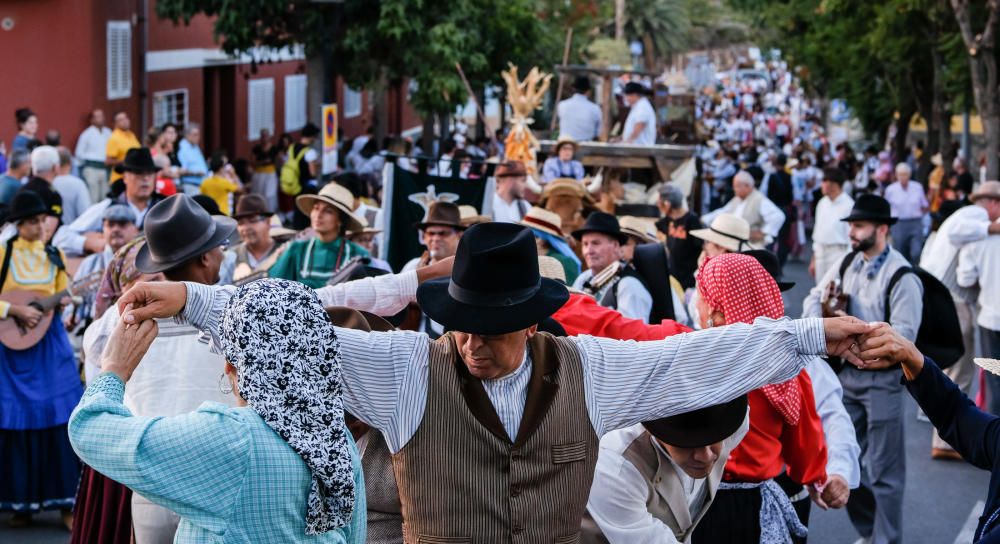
[697,253,802,425]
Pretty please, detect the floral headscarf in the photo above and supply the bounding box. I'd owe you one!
[94,237,147,319]
[697,253,802,425]
[220,279,355,534]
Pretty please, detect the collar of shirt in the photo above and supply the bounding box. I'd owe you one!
[854,245,891,279]
[480,350,533,440]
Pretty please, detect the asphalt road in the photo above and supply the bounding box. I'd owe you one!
[0,256,990,543]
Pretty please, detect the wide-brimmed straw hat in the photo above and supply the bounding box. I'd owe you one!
[459,205,492,227]
[970,181,1000,203]
[521,207,564,238]
[554,134,579,154]
[416,223,569,335]
[541,178,591,206]
[619,216,659,244]
[690,214,751,252]
[295,183,367,233]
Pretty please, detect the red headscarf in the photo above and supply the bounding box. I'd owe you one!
[697,253,802,425]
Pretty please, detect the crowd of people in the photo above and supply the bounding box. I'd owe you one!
[0,57,998,544]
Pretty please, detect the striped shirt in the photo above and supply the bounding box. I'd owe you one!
[183,280,827,454]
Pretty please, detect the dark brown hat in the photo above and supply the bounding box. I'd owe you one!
[415,201,465,230]
[495,161,527,178]
[233,194,273,219]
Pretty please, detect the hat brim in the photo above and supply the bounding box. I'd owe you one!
[416,277,569,335]
[115,164,160,175]
[233,210,274,220]
[6,206,49,223]
[135,216,237,273]
[295,194,366,232]
[622,228,658,244]
[777,281,796,292]
[689,227,746,252]
[840,213,898,225]
[970,192,1000,203]
[571,227,628,245]
[414,221,466,231]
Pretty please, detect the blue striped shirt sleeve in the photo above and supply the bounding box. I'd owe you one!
[574,317,827,436]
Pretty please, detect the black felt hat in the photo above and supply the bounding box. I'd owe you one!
[743,249,795,292]
[114,147,159,174]
[841,194,898,225]
[623,81,651,96]
[571,212,628,244]
[5,190,48,223]
[642,395,748,448]
[416,223,569,335]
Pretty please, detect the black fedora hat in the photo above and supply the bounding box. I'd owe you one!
[841,194,897,225]
[642,395,748,448]
[742,249,795,292]
[5,190,48,223]
[623,81,651,96]
[414,201,465,230]
[136,194,237,273]
[114,147,159,174]
[416,223,569,335]
[571,212,628,244]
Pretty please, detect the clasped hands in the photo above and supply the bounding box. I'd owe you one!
[823,316,922,373]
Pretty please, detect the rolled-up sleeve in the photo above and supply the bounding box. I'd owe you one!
[314,269,418,316]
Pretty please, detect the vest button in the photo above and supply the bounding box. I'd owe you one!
[512,525,524,534]
[510,485,520,498]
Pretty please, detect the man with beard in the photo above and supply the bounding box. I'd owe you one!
[802,194,922,544]
[403,201,466,338]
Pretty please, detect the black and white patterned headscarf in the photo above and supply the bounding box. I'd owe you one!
[220,279,355,534]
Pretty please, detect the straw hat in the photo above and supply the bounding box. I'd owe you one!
[295,182,367,232]
[554,134,579,154]
[619,216,659,244]
[269,215,297,239]
[459,205,492,227]
[541,177,589,202]
[976,358,1000,376]
[537,255,568,284]
[690,214,751,252]
[520,207,564,238]
[970,180,1000,203]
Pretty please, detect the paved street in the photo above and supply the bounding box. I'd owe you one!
[0,256,991,543]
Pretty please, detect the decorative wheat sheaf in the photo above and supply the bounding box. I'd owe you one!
[501,63,552,177]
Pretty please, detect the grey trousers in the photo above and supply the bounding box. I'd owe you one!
[890,218,924,264]
[840,366,905,544]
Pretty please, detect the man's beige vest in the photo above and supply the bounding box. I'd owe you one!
[580,430,729,544]
[392,332,599,544]
[739,190,765,232]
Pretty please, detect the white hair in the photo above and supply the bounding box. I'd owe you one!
[895,162,912,174]
[30,145,60,175]
[734,170,755,187]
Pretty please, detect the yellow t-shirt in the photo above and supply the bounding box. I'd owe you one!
[0,239,69,319]
[106,128,141,183]
[200,175,239,215]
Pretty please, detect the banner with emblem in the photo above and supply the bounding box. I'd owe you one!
[380,163,494,271]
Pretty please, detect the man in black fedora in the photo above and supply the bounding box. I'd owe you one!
[115,220,877,542]
[582,396,750,543]
[803,193,922,544]
[572,212,654,323]
[402,201,467,338]
[54,147,164,257]
[136,193,235,284]
[557,75,602,142]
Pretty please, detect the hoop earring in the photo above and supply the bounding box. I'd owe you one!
[219,373,233,394]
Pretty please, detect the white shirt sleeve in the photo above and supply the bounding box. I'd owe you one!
[54,199,110,256]
[587,452,682,543]
[956,242,981,288]
[313,269,418,316]
[616,276,652,323]
[947,210,990,247]
[575,317,827,436]
[759,196,787,239]
[805,358,861,488]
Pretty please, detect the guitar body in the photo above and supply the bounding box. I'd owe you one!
[0,290,56,351]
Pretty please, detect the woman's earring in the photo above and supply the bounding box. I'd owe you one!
[219,373,233,394]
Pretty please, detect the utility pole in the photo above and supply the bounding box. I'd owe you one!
[615,0,625,41]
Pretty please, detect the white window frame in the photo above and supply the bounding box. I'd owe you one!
[284,74,308,132]
[248,78,275,140]
[152,88,189,128]
[107,21,132,100]
[343,85,362,118]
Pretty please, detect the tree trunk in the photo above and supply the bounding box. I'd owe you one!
[421,115,435,157]
[892,104,916,162]
[951,0,1000,179]
[615,0,625,41]
[306,53,326,129]
[373,73,389,144]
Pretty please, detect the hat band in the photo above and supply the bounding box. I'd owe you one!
[447,278,541,308]
[522,216,562,235]
[710,226,748,250]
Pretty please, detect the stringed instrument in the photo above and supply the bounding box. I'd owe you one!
[0,272,102,351]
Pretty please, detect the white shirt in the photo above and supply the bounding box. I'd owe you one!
[573,268,653,323]
[812,192,854,248]
[54,197,155,256]
[883,180,928,220]
[805,357,861,487]
[623,97,657,146]
[491,192,529,223]
[957,232,1000,330]
[557,94,602,142]
[183,278,828,454]
[920,204,991,281]
[74,125,112,163]
[586,418,750,543]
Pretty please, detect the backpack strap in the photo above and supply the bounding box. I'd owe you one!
[0,236,15,294]
[838,250,859,282]
[883,266,914,323]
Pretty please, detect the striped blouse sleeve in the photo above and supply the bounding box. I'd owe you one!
[574,316,827,436]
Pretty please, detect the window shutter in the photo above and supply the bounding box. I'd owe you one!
[344,86,362,118]
[107,21,132,100]
[284,74,308,132]
[248,78,275,139]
